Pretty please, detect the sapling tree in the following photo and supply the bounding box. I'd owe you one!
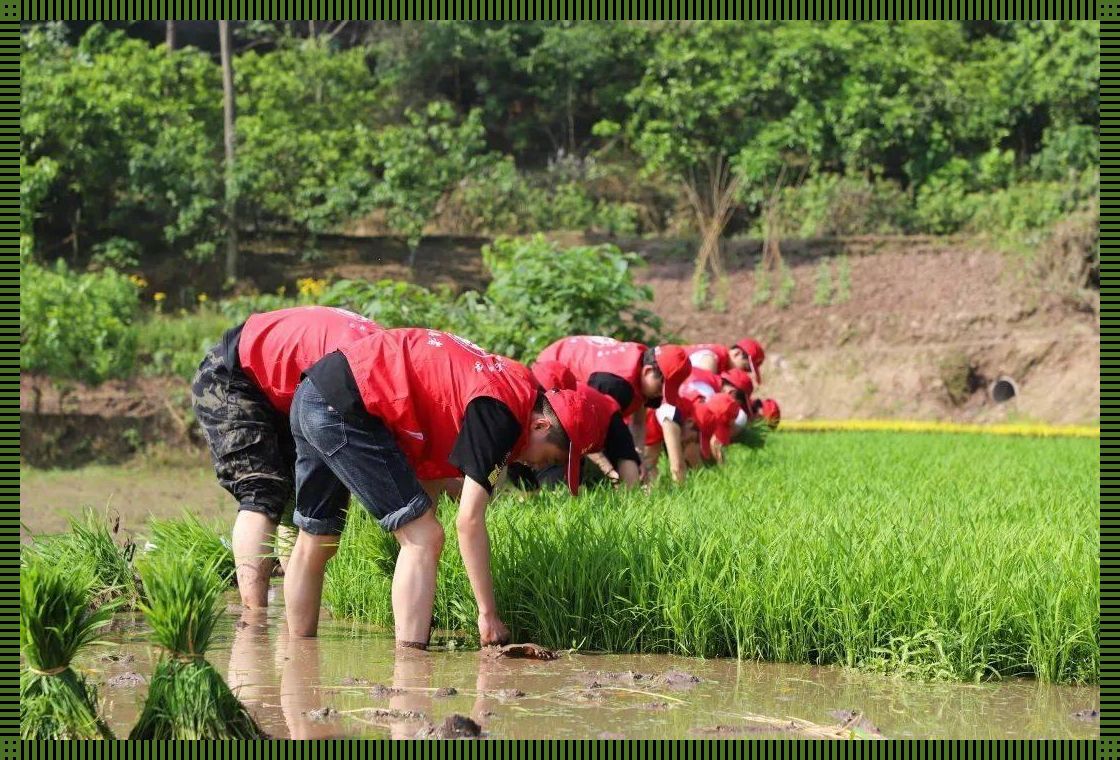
[369,102,491,266]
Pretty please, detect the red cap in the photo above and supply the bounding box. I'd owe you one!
[654,345,691,406]
[759,398,781,429]
[694,393,740,460]
[546,385,615,495]
[532,360,577,391]
[720,368,754,399]
[735,338,765,384]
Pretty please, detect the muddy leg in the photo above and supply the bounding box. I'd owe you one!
[284,531,338,637]
[234,511,277,607]
[390,647,434,739]
[391,507,444,647]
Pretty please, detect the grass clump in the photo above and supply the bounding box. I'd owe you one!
[25,509,139,606]
[129,553,263,739]
[325,432,1098,684]
[20,555,116,739]
[147,512,235,581]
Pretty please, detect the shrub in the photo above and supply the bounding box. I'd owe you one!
[135,310,230,379]
[460,235,661,360]
[21,261,140,384]
[768,174,914,237]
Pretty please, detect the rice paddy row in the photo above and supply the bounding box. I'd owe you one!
[324,431,1098,684]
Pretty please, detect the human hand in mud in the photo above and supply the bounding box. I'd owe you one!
[478,613,510,647]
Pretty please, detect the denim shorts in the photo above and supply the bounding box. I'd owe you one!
[289,378,432,535]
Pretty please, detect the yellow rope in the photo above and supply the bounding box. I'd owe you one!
[781,419,1099,439]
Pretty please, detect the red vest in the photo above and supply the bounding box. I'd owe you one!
[340,328,537,480]
[536,336,647,417]
[680,367,721,405]
[686,343,731,373]
[239,306,381,414]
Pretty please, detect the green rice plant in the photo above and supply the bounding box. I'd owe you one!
[129,553,264,739]
[325,432,1098,684]
[147,512,235,582]
[813,261,834,306]
[25,509,139,606]
[20,554,116,739]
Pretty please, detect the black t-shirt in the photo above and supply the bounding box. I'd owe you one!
[221,322,246,370]
[603,411,640,465]
[587,372,635,412]
[306,351,521,495]
[448,397,522,494]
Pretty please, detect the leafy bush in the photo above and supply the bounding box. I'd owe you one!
[21,261,140,384]
[135,311,229,379]
[767,174,915,237]
[320,279,458,329]
[458,235,661,359]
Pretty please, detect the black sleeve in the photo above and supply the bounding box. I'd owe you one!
[587,372,636,413]
[603,412,641,466]
[448,397,523,494]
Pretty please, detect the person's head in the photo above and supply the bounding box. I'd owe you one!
[730,338,765,382]
[639,348,665,402]
[521,387,614,494]
[758,398,781,429]
[519,394,571,469]
[720,368,754,408]
[640,345,690,405]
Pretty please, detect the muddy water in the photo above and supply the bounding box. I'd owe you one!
[84,606,1099,740]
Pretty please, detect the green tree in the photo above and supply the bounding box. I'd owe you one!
[369,102,491,264]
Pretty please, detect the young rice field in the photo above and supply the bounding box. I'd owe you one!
[324,431,1098,684]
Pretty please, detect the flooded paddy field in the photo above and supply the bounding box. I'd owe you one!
[86,605,1098,740]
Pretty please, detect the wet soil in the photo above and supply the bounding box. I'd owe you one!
[79,603,1100,740]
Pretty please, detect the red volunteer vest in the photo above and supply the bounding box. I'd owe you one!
[238,306,380,414]
[339,328,538,480]
[686,343,731,373]
[536,336,647,417]
[679,367,721,406]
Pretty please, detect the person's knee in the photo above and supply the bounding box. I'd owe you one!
[291,532,340,567]
[396,510,444,559]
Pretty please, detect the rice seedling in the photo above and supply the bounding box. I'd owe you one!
[325,431,1098,684]
[20,554,116,739]
[24,509,139,605]
[146,512,235,581]
[129,552,264,739]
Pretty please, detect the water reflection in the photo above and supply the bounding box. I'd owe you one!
[90,607,1100,740]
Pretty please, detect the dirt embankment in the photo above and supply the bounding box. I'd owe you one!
[21,234,1098,467]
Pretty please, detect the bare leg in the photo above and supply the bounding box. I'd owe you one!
[233,511,277,608]
[284,531,339,637]
[391,508,444,646]
[275,523,296,576]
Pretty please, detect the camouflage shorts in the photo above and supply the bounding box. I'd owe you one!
[191,339,295,523]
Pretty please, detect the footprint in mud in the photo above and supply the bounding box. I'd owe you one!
[304,707,339,723]
[484,643,559,660]
[433,686,458,698]
[1071,709,1100,723]
[107,672,145,687]
[415,714,482,739]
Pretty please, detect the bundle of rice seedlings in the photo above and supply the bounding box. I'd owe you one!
[20,554,115,739]
[731,418,771,450]
[25,509,139,605]
[147,512,235,581]
[128,553,264,739]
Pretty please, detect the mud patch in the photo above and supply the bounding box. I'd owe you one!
[364,707,426,721]
[99,653,135,665]
[340,676,369,686]
[107,672,145,687]
[656,670,701,689]
[490,688,526,700]
[828,709,884,738]
[1071,709,1100,723]
[417,714,482,739]
[433,686,458,697]
[305,707,339,723]
[368,683,404,698]
[485,643,559,661]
